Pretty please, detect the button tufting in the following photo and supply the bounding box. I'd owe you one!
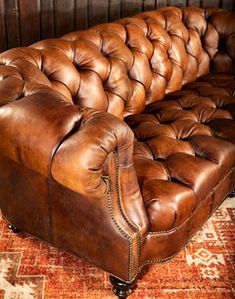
[128,72,235,233]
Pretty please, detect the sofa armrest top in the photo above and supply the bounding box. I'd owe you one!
[0,85,134,198]
[51,105,135,198]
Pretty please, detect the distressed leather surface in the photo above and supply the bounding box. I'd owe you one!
[0,6,234,282]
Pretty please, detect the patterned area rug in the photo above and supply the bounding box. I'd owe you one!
[0,197,234,299]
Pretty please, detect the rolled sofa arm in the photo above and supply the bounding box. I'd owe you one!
[0,84,132,197]
[0,82,150,281]
[51,107,134,198]
[0,81,149,236]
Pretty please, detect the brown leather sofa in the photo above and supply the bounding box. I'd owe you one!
[0,6,234,298]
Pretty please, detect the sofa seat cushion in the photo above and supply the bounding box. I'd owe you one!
[125,73,235,233]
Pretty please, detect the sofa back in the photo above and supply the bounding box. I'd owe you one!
[0,7,234,118]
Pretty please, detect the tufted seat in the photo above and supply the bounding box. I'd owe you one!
[126,72,235,234]
[0,6,235,298]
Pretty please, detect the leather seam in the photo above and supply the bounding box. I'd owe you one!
[106,176,133,281]
[46,116,82,244]
[113,150,139,233]
[186,50,199,65]
[113,150,141,276]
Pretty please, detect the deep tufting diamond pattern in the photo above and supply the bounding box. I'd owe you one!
[126,73,235,232]
[1,18,234,233]
[0,7,234,236]
[0,8,234,119]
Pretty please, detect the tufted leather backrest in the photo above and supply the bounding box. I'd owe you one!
[0,7,234,118]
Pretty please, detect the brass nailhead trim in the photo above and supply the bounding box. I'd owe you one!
[113,150,139,233]
[106,174,133,280]
[113,150,142,277]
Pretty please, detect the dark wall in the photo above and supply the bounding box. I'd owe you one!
[0,0,234,52]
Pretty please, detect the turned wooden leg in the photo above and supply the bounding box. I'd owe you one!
[7,224,20,234]
[110,276,136,298]
[228,189,235,198]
